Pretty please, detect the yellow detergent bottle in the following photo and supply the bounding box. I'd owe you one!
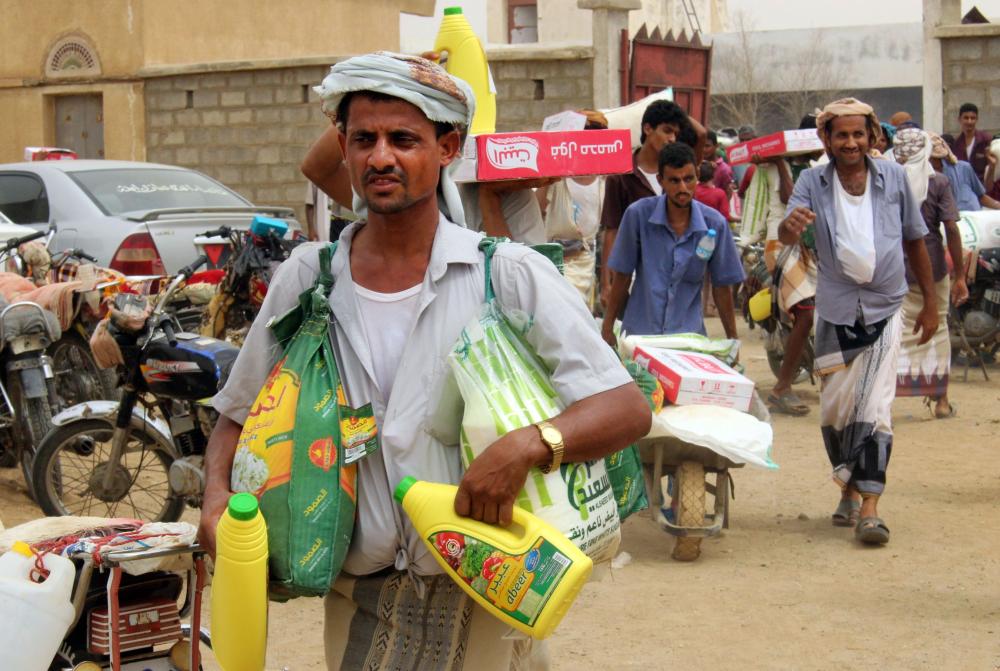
[211,493,268,671]
[394,477,592,640]
[434,6,497,135]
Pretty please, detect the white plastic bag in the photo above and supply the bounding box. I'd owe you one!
[648,404,777,470]
[544,180,582,241]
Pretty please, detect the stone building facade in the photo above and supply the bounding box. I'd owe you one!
[940,33,1000,134]
[488,46,595,131]
[144,65,332,223]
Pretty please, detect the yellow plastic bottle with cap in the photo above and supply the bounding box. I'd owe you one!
[434,6,496,135]
[394,477,592,640]
[211,492,268,671]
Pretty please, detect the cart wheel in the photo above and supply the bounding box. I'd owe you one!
[672,461,706,561]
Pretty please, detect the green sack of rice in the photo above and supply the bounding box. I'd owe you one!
[231,243,364,600]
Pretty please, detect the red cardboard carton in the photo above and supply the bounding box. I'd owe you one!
[633,346,755,412]
[453,129,632,182]
[726,129,823,166]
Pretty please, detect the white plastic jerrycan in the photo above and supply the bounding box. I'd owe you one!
[0,542,76,671]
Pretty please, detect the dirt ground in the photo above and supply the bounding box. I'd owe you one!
[1,324,998,670]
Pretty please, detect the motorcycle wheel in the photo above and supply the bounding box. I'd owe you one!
[49,331,118,406]
[0,442,16,468]
[31,417,185,522]
[672,460,706,562]
[6,370,53,498]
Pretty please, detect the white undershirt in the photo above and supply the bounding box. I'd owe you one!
[353,282,422,397]
[567,178,602,240]
[966,138,975,159]
[833,171,876,285]
[640,168,663,195]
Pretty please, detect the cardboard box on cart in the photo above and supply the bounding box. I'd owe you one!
[632,345,755,412]
[725,129,823,166]
[452,128,633,182]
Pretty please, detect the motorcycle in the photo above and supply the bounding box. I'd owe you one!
[198,218,303,345]
[30,255,240,521]
[952,210,1000,373]
[739,240,815,384]
[0,229,64,491]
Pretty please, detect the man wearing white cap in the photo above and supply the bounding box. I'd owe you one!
[200,52,649,670]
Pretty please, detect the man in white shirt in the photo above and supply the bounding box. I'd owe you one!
[201,52,650,670]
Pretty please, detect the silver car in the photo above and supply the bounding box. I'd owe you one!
[0,160,300,274]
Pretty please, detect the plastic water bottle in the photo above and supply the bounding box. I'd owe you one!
[0,542,76,671]
[395,477,593,640]
[695,228,717,261]
[211,493,269,671]
[434,6,497,135]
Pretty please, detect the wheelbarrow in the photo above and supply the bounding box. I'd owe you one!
[636,394,772,561]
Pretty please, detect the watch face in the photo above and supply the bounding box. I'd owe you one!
[541,426,562,444]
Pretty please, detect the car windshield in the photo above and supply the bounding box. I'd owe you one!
[68,168,249,215]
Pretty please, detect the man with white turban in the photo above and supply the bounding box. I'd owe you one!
[201,52,650,670]
[893,128,967,417]
[779,98,938,545]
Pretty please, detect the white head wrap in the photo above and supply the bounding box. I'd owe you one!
[314,51,476,224]
[893,128,933,205]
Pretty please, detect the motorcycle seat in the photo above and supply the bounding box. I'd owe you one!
[0,297,62,343]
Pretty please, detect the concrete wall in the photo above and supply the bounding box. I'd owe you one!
[940,33,1000,134]
[0,82,146,163]
[144,66,331,223]
[486,46,595,131]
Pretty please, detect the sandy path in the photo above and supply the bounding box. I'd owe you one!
[1,327,998,670]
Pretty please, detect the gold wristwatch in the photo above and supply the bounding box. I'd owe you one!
[534,421,564,474]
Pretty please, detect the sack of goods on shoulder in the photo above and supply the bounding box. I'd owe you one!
[450,299,621,564]
[230,244,362,600]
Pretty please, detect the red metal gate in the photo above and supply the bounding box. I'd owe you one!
[620,25,712,124]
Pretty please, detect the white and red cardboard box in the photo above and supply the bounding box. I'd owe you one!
[24,147,77,161]
[725,129,823,166]
[633,346,755,412]
[453,128,632,182]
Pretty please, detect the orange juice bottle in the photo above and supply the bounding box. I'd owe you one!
[434,6,497,134]
[211,493,268,670]
[394,477,592,640]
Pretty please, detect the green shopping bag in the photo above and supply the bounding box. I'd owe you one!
[231,243,371,600]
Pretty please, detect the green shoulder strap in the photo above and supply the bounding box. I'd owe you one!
[270,242,338,345]
[478,236,564,303]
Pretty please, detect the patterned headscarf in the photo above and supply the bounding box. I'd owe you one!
[815,98,880,138]
[576,109,609,130]
[314,52,475,224]
[928,132,958,165]
[893,128,932,204]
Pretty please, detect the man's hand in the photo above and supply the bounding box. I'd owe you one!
[913,303,940,346]
[197,485,232,561]
[988,151,998,168]
[780,207,815,244]
[601,323,617,349]
[951,278,970,306]
[455,427,546,526]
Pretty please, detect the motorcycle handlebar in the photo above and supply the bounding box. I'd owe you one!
[178,254,208,279]
[160,318,178,348]
[2,229,47,253]
[199,226,233,239]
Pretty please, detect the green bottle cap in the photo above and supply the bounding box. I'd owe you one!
[443,6,463,15]
[228,492,259,521]
[394,476,418,504]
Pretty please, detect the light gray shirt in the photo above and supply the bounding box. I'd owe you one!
[455,184,546,244]
[785,157,928,326]
[213,216,631,577]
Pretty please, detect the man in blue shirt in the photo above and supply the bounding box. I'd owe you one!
[929,132,1000,211]
[601,142,745,347]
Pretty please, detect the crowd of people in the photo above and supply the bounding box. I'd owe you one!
[194,48,995,669]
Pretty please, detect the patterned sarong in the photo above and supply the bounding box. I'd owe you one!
[816,312,901,495]
[323,570,544,671]
[896,278,950,397]
[766,241,817,317]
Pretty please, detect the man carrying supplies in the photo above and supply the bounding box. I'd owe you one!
[198,52,650,670]
[601,142,745,347]
[779,98,938,545]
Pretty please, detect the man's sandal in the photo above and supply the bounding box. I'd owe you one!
[832,498,860,527]
[767,391,810,416]
[855,517,890,545]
